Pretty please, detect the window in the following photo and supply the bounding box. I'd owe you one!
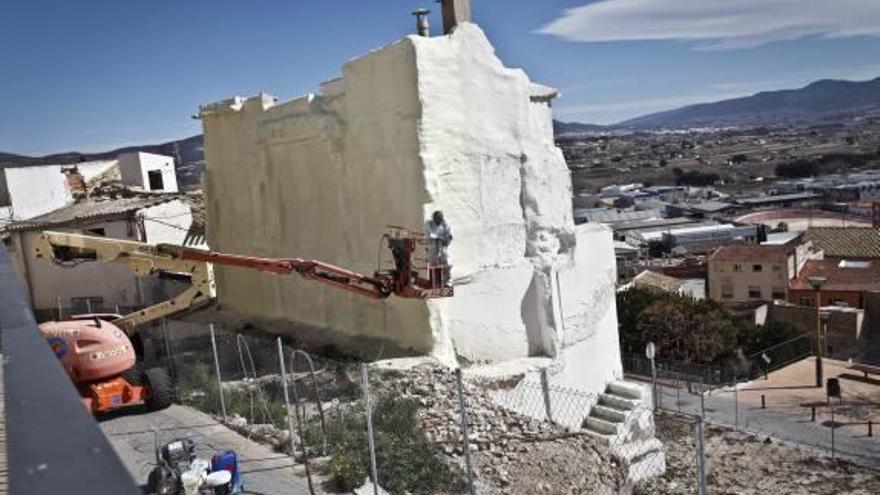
[752,264,763,272]
[84,227,105,237]
[772,287,786,300]
[147,170,164,191]
[748,286,762,299]
[71,296,104,314]
[721,285,733,299]
[733,264,742,272]
[799,297,813,307]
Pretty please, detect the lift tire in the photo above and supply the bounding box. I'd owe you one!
[120,366,144,386]
[144,367,174,411]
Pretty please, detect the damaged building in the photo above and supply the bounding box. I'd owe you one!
[198,2,622,399]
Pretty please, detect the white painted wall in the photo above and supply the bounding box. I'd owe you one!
[0,160,118,222]
[118,152,178,192]
[200,23,622,397]
[140,199,198,246]
[3,165,72,220]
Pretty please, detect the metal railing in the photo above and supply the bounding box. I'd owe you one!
[744,334,812,380]
[0,244,140,495]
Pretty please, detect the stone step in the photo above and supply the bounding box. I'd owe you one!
[609,438,665,463]
[591,404,627,423]
[608,381,643,400]
[598,393,640,411]
[581,428,615,446]
[583,416,621,436]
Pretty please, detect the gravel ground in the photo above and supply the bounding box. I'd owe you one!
[640,411,880,495]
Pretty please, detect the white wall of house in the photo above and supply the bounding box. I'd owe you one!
[0,161,118,221]
[139,199,197,246]
[118,152,179,193]
[2,165,72,220]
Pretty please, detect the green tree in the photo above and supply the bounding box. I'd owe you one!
[616,288,659,353]
[737,320,803,356]
[635,297,739,364]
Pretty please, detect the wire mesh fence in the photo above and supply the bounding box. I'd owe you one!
[153,324,880,494]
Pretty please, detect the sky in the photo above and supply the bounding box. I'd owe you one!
[2,0,879,155]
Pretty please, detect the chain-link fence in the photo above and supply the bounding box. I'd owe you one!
[157,324,707,494]
[149,324,880,494]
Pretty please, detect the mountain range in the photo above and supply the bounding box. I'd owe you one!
[2,77,878,175]
[555,76,880,134]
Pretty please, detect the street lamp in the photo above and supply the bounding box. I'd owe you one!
[808,276,827,388]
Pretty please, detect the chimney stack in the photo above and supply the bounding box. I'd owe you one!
[412,8,431,37]
[437,0,471,34]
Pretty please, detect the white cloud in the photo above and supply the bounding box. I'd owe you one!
[539,0,880,50]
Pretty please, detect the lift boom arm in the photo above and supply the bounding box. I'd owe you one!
[34,231,399,333]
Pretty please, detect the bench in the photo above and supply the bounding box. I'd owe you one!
[850,363,880,380]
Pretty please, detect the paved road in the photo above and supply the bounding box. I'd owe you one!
[647,379,880,467]
[99,405,316,495]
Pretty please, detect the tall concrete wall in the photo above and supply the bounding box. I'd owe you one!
[200,23,623,392]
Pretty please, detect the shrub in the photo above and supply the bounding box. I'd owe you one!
[314,397,464,494]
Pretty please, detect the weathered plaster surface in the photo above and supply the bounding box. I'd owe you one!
[201,24,622,396]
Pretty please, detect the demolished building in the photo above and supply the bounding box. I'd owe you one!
[198,4,622,398]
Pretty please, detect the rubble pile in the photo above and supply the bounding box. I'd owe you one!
[223,414,292,453]
[641,412,880,495]
[373,365,625,494]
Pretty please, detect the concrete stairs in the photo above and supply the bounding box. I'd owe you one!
[582,380,666,483]
[582,380,643,442]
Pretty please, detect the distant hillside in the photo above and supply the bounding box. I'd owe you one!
[553,120,608,136]
[0,135,205,189]
[618,77,880,129]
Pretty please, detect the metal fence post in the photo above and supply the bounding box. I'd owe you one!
[693,415,708,495]
[830,404,836,459]
[700,385,705,420]
[361,365,379,495]
[456,369,476,495]
[161,318,176,385]
[733,375,739,432]
[276,338,297,458]
[540,368,553,423]
[651,357,658,411]
[676,379,682,413]
[209,324,227,422]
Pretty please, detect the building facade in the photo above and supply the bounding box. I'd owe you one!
[5,196,196,320]
[707,239,822,304]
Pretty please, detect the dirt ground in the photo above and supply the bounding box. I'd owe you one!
[641,412,880,495]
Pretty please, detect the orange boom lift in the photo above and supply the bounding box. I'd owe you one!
[35,227,452,414]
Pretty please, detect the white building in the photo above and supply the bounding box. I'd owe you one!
[198,8,625,400]
[118,152,179,193]
[0,160,114,221]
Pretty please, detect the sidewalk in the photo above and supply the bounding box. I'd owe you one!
[638,357,880,466]
[100,404,320,494]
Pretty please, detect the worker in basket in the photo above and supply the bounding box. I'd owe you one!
[425,210,453,287]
